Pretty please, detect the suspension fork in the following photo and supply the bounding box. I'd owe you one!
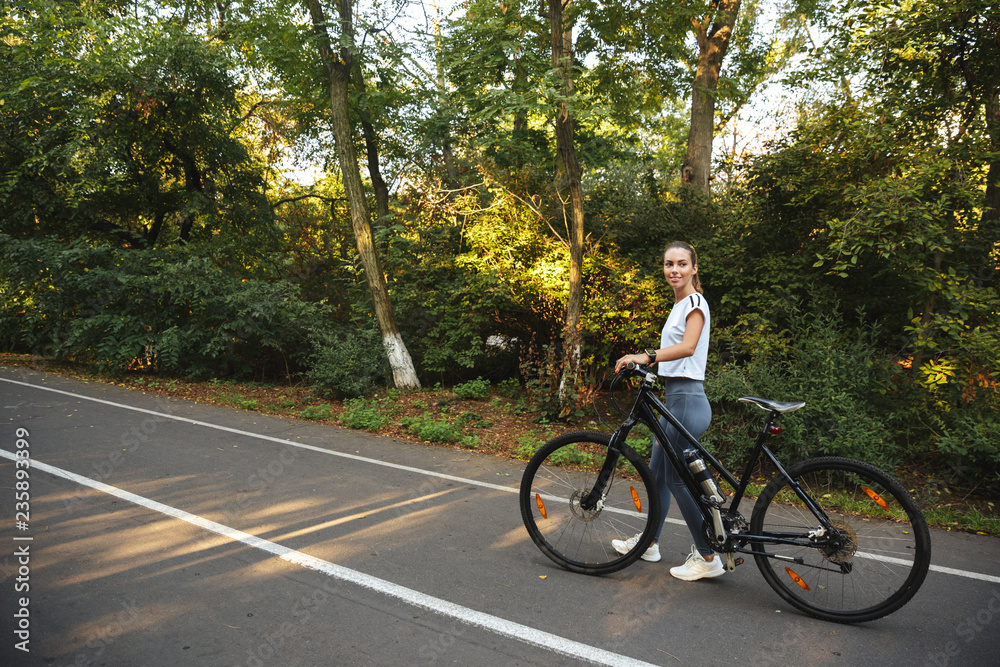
[579,422,634,511]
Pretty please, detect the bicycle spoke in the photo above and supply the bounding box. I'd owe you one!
[750,457,930,622]
[520,432,659,575]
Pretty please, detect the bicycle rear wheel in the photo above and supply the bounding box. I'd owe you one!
[519,431,660,575]
[750,456,931,622]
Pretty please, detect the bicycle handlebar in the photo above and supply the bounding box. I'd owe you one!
[619,362,659,381]
[608,362,659,395]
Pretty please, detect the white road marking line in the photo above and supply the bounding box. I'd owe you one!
[3,375,998,584]
[0,449,656,667]
[1,377,517,491]
[926,564,1000,583]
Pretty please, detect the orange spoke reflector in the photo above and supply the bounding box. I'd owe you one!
[535,493,547,519]
[785,566,811,591]
[630,486,642,513]
[862,486,890,510]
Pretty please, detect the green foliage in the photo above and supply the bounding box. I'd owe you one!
[440,0,551,168]
[497,378,521,398]
[937,412,1000,479]
[515,433,545,460]
[453,377,491,400]
[548,444,596,468]
[458,411,493,429]
[625,423,655,460]
[0,236,324,378]
[384,202,514,378]
[300,404,332,421]
[339,398,388,432]
[707,307,899,470]
[401,412,465,444]
[307,324,389,398]
[0,3,277,249]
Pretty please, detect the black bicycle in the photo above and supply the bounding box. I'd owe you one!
[519,363,931,623]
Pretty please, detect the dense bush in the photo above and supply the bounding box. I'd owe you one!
[0,236,325,378]
[307,324,390,398]
[705,307,900,470]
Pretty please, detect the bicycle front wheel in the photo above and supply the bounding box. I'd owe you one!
[519,431,660,575]
[750,456,931,623]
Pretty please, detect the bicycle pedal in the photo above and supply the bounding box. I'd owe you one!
[724,554,743,572]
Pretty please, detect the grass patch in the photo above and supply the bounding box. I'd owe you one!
[402,412,463,443]
[453,377,490,400]
[515,432,545,459]
[401,412,478,448]
[300,404,332,421]
[340,398,388,432]
[459,411,493,429]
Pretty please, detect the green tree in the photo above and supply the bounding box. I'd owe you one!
[302,0,421,389]
[0,2,276,249]
[580,0,804,195]
[723,0,1000,479]
[804,0,1000,388]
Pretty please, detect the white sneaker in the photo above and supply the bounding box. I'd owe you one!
[669,544,725,581]
[611,534,661,562]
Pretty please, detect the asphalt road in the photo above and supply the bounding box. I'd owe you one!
[1,366,998,666]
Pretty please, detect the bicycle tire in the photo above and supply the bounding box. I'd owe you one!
[750,456,931,623]
[519,431,661,575]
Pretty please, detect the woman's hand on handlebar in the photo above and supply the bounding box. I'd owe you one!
[615,353,648,374]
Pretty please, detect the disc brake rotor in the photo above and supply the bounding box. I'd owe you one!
[569,489,601,522]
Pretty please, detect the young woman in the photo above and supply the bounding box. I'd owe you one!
[612,240,723,581]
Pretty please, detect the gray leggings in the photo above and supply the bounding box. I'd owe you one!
[649,378,713,555]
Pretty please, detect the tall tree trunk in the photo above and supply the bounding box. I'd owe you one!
[432,0,458,189]
[351,67,390,223]
[981,88,1000,244]
[683,0,742,196]
[305,0,420,389]
[163,136,204,242]
[550,0,585,405]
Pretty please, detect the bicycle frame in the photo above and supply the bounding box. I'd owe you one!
[602,367,838,556]
[519,364,931,621]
